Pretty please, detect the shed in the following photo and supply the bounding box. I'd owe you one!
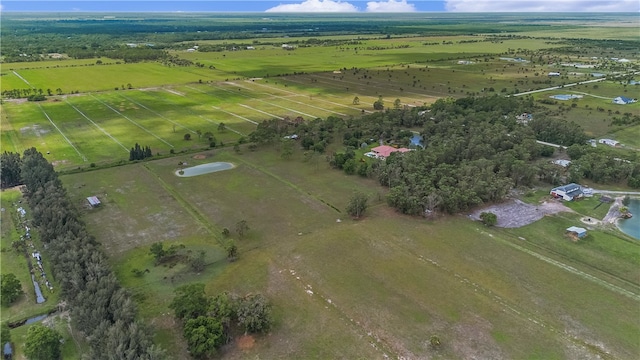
[87,196,101,207]
[566,226,587,239]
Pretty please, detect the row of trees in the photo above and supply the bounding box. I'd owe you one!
[169,283,272,358]
[129,143,153,161]
[18,148,163,359]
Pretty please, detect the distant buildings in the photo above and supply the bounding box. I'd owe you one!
[548,72,561,77]
[598,139,620,147]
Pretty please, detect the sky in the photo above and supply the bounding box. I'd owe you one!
[0,0,638,13]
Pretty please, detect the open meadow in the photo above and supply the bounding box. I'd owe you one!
[1,12,639,359]
[57,147,640,359]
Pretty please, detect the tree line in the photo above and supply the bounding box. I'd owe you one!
[15,148,163,359]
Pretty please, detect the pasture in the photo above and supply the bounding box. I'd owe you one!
[58,147,640,359]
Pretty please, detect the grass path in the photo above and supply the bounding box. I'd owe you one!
[484,228,640,301]
[37,104,88,162]
[64,99,129,153]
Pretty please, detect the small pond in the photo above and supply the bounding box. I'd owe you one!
[618,199,640,240]
[175,162,234,177]
[549,94,583,101]
[410,133,425,148]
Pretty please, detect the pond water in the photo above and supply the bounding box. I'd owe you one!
[175,162,234,177]
[618,199,640,240]
[410,133,424,148]
[549,94,583,100]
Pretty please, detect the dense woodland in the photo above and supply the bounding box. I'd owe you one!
[6,149,163,359]
[248,95,639,215]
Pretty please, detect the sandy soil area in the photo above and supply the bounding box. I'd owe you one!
[470,199,573,228]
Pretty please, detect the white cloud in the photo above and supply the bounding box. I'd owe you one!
[366,0,417,12]
[265,0,358,12]
[445,1,640,12]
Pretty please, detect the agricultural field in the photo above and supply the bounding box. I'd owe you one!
[1,12,639,360]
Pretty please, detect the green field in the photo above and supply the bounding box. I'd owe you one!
[1,12,639,359]
[54,147,640,359]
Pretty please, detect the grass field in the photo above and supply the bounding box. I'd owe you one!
[57,147,640,359]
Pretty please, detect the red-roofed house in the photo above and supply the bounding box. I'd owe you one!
[371,145,412,159]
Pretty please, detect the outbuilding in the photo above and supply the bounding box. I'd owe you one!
[566,226,587,239]
[87,196,101,207]
[612,96,637,105]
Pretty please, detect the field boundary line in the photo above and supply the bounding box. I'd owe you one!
[90,94,174,148]
[242,81,349,116]
[119,93,198,134]
[12,71,35,88]
[65,99,129,153]
[211,106,258,125]
[37,104,88,162]
[279,78,375,113]
[197,115,246,136]
[209,84,316,118]
[238,104,284,120]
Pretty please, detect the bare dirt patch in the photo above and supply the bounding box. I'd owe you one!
[470,199,573,228]
[193,154,207,160]
[236,335,256,351]
[51,160,70,167]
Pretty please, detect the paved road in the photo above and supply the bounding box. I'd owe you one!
[592,190,640,195]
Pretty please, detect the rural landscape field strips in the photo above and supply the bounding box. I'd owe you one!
[89,94,174,148]
[37,104,88,162]
[117,93,198,135]
[65,99,130,153]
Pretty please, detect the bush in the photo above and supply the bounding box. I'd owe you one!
[480,212,497,226]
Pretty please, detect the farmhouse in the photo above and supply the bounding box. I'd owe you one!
[566,226,587,239]
[87,196,101,207]
[552,159,571,167]
[612,96,637,105]
[598,138,620,147]
[371,145,412,159]
[550,183,583,201]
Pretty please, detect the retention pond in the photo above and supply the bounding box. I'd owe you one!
[618,199,640,240]
[175,162,234,177]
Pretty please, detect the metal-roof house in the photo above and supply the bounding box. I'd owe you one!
[87,196,101,207]
[550,183,583,201]
[566,226,587,239]
[612,96,637,105]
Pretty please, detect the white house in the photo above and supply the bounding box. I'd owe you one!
[548,72,561,77]
[550,183,583,201]
[612,96,637,105]
[598,139,620,147]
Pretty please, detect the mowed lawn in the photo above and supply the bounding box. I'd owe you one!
[61,147,640,359]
